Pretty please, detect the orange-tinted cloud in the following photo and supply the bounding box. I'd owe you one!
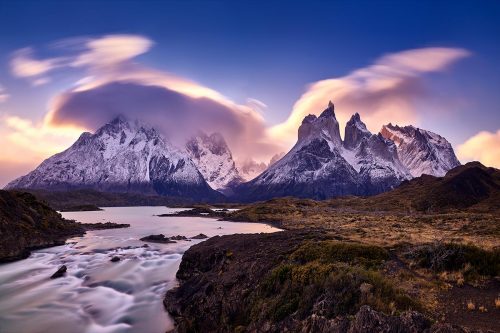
[0,115,85,186]
[457,130,500,168]
[268,47,470,148]
[10,47,66,85]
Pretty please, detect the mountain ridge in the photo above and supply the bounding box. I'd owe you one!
[6,117,223,201]
[233,102,435,201]
[5,102,464,202]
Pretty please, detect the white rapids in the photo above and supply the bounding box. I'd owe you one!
[0,206,280,333]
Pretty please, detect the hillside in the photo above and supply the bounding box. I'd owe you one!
[165,231,499,332]
[24,189,197,211]
[0,190,85,262]
[225,162,499,247]
[363,161,500,213]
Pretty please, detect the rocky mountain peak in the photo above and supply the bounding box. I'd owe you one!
[301,114,317,124]
[6,117,222,201]
[344,112,371,149]
[319,101,336,118]
[380,123,460,177]
[186,131,243,193]
[298,102,341,147]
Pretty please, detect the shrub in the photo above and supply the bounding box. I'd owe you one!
[250,241,418,324]
[291,241,388,268]
[406,243,500,279]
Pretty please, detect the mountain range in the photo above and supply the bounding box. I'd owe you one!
[234,102,460,201]
[5,102,462,201]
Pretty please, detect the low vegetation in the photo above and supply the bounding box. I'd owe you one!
[405,243,500,281]
[226,197,500,249]
[248,241,417,324]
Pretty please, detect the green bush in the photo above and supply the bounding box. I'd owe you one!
[291,241,388,268]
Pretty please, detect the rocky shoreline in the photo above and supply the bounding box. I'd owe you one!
[0,190,130,263]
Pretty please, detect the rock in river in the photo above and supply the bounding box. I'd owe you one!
[50,265,67,279]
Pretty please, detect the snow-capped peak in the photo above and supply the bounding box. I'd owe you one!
[297,101,342,148]
[6,116,220,200]
[186,131,243,193]
[380,123,460,177]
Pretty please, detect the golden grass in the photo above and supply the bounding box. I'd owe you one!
[227,199,500,249]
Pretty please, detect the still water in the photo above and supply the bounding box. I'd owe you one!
[0,206,279,333]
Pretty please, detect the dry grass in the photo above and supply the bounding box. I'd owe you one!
[226,197,500,327]
[228,199,500,249]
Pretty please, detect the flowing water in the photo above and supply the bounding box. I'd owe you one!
[0,206,280,333]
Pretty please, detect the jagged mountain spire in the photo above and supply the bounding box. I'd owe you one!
[186,131,244,194]
[298,101,342,146]
[344,112,371,149]
[234,100,460,201]
[319,100,336,118]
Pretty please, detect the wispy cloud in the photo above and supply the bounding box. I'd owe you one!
[10,47,66,85]
[9,35,153,86]
[268,47,471,148]
[458,129,500,168]
[7,34,277,162]
[71,35,153,68]
[0,84,9,102]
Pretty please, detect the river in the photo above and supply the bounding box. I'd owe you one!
[0,206,279,333]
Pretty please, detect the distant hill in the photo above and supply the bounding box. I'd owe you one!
[371,161,500,212]
[24,189,197,211]
[227,162,499,223]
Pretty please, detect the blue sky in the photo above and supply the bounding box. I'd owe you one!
[0,0,499,185]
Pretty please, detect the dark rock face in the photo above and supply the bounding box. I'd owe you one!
[356,133,410,195]
[158,207,226,218]
[186,131,244,194]
[50,265,67,279]
[110,256,120,262]
[233,102,461,202]
[298,102,342,147]
[140,234,176,244]
[149,155,222,202]
[234,103,410,201]
[380,123,461,177]
[81,222,130,230]
[0,190,85,262]
[165,231,326,333]
[344,113,371,150]
[170,235,188,241]
[191,233,208,239]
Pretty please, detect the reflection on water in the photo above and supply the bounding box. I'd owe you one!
[0,206,279,333]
